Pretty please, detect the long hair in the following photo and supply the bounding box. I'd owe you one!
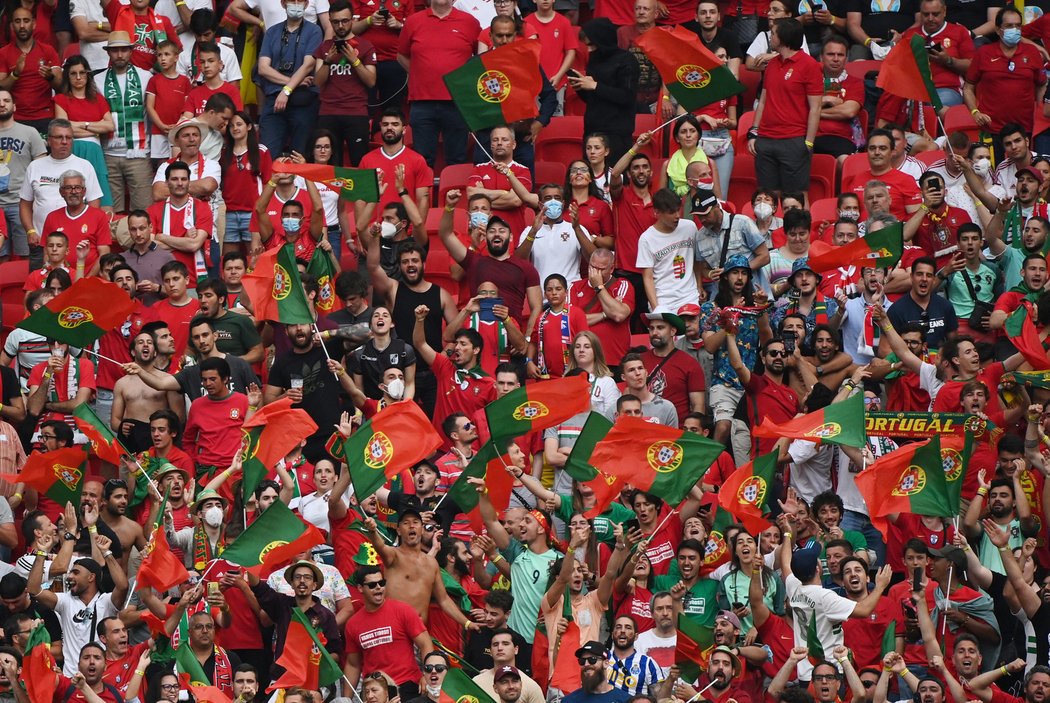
[568,330,613,379]
[563,159,603,201]
[60,55,97,100]
[713,266,755,308]
[306,128,336,164]
[220,110,262,177]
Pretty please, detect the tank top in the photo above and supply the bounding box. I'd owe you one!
[391,282,443,375]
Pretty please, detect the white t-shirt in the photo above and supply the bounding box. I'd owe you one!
[176,39,244,84]
[746,30,811,58]
[786,439,834,505]
[917,361,943,410]
[518,221,590,286]
[784,573,855,678]
[245,0,328,34]
[636,219,699,312]
[634,629,677,680]
[69,0,109,72]
[53,591,117,675]
[19,155,105,235]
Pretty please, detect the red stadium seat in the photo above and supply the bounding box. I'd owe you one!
[534,161,567,188]
[0,260,28,307]
[727,152,758,211]
[916,150,947,168]
[437,163,476,207]
[845,60,881,82]
[535,116,585,165]
[809,154,837,202]
[424,205,468,239]
[943,104,981,142]
[738,68,761,115]
[839,152,870,191]
[735,111,755,153]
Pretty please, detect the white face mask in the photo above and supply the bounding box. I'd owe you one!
[203,506,224,527]
[753,202,774,220]
[426,686,442,698]
[286,2,306,17]
[380,221,399,239]
[972,158,991,177]
[839,209,860,221]
[385,378,405,400]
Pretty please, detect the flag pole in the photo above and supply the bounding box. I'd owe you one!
[123,578,137,609]
[81,348,125,367]
[341,675,368,703]
[470,133,495,163]
[649,507,680,538]
[685,678,720,702]
[312,323,341,380]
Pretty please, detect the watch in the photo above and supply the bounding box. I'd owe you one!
[816,365,824,376]
[398,189,409,197]
[63,531,75,541]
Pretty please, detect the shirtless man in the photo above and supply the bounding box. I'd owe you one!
[363,508,480,630]
[99,479,147,573]
[112,332,172,453]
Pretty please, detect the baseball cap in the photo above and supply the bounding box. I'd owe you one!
[574,641,607,660]
[1017,166,1044,184]
[715,610,742,630]
[677,303,702,317]
[691,188,718,216]
[494,666,521,682]
[928,546,967,572]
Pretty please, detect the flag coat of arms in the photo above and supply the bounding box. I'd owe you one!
[443,40,543,132]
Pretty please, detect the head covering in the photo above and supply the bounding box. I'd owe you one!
[74,558,103,578]
[494,666,521,682]
[724,254,751,273]
[929,546,967,572]
[715,610,742,630]
[191,489,228,512]
[104,31,133,49]
[353,543,383,567]
[574,641,607,659]
[789,257,822,284]
[677,303,702,317]
[644,308,687,335]
[283,559,324,590]
[168,117,211,146]
[691,188,718,216]
[580,18,620,60]
[487,215,511,231]
[710,645,742,676]
[154,462,189,483]
[1017,165,1044,184]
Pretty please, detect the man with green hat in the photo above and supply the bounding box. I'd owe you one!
[167,488,228,572]
[640,307,706,425]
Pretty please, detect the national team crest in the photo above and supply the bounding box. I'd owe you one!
[364,431,394,469]
[703,530,727,564]
[804,422,841,440]
[457,696,481,703]
[647,440,683,472]
[316,275,335,312]
[675,64,711,89]
[512,400,549,422]
[240,429,260,462]
[52,463,82,490]
[272,263,292,300]
[477,70,511,103]
[941,447,963,482]
[737,476,767,508]
[892,465,926,496]
[58,306,93,329]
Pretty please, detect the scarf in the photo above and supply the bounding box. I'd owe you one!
[536,306,574,377]
[470,314,508,361]
[162,195,208,279]
[930,584,1001,666]
[788,295,830,326]
[103,68,146,156]
[45,357,80,422]
[1006,201,1049,248]
[859,301,880,357]
[823,73,865,148]
[211,646,234,693]
[191,522,224,572]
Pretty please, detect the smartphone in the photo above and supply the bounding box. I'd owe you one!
[811,1,823,8]
[568,68,583,78]
[333,38,347,50]
[912,567,923,592]
[623,518,640,533]
[732,602,744,609]
[207,582,220,597]
[783,331,796,354]
[479,296,503,323]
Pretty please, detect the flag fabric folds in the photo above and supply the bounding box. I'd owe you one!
[753,392,866,448]
[307,248,343,314]
[807,223,904,273]
[443,40,543,132]
[220,500,325,576]
[73,402,128,465]
[240,398,318,504]
[17,277,136,347]
[241,244,315,325]
[876,35,944,111]
[1005,304,1050,370]
[343,402,443,500]
[266,608,342,691]
[718,451,777,534]
[273,162,380,202]
[634,28,745,111]
[854,436,955,535]
[484,375,591,441]
[0,447,88,507]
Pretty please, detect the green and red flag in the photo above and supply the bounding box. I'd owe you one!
[634,27,745,112]
[808,223,904,273]
[344,401,443,500]
[675,613,715,682]
[718,451,777,534]
[589,416,721,506]
[440,665,497,703]
[137,487,190,592]
[273,162,380,203]
[267,608,342,692]
[754,391,866,448]
[73,402,128,465]
[1,447,87,507]
[443,40,543,133]
[560,412,625,519]
[940,434,970,516]
[23,622,55,703]
[700,500,736,575]
[220,500,325,577]
[16,276,136,348]
[307,248,342,314]
[876,35,944,111]
[485,374,591,441]
[854,436,955,537]
[241,244,314,325]
[447,440,516,532]
[549,619,582,693]
[240,398,318,505]
[1005,303,1050,370]
[177,642,231,703]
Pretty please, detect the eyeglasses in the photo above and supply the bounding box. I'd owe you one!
[864,397,880,406]
[569,166,589,174]
[291,573,315,581]
[424,524,437,532]
[161,684,180,691]
[812,674,840,681]
[363,579,387,589]
[460,422,474,431]
[314,144,332,150]
[578,656,602,666]
[766,349,787,358]
[40,433,57,440]
[423,665,448,673]
[862,682,877,689]
[191,623,215,631]
[60,185,86,192]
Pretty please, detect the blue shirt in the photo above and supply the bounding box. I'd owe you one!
[886,292,957,351]
[607,652,662,696]
[562,687,632,703]
[700,300,760,390]
[259,20,323,95]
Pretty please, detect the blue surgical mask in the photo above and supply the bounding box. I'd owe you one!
[544,200,563,219]
[469,212,489,229]
[286,2,306,18]
[1002,27,1022,46]
[282,217,301,234]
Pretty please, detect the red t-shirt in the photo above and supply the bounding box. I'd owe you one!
[314,37,377,116]
[96,303,160,390]
[183,392,249,468]
[889,579,937,665]
[842,167,921,221]
[886,513,956,574]
[55,94,111,126]
[641,348,706,424]
[352,0,412,61]
[817,73,864,141]
[222,146,273,212]
[912,205,971,267]
[145,73,192,135]
[532,306,589,378]
[758,51,822,139]
[153,298,199,358]
[55,677,123,703]
[612,186,656,274]
[24,264,68,292]
[183,81,244,116]
[614,584,654,633]
[216,581,264,649]
[756,612,796,677]
[398,8,480,101]
[842,597,897,669]
[524,12,577,89]
[28,357,96,425]
[568,276,634,365]
[430,351,497,436]
[466,318,512,377]
[966,41,1046,133]
[744,373,800,455]
[104,4,181,70]
[344,599,428,684]
[42,205,112,271]
[467,162,533,239]
[902,23,974,88]
[249,187,321,261]
[358,145,433,212]
[643,506,681,575]
[147,198,213,285]
[932,362,1006,416]
[103,642,149,696]
[461,250,541,327]
[0,41,59,121]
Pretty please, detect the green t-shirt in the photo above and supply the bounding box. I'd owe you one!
[211,310,263,356]
[507,547,561,644]
[554,499,635,544]
[652,575,720,628]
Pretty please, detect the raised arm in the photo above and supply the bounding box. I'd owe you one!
[438,190,469,263]
[411,304,438,366]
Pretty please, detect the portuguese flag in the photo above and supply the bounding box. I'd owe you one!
[443,40,543,132]
[753,391,866,448]
[876,35,943,111]
[220,500,325,576]
[589,416,721,506]
[441,665,497,703]
[308,248,342,314]
[23,622,55,703]
[485,374,591,441]
[447,440,516,530]
[17,276,136,348]
[241,244,314,325]
[634,27,744,112]
[267,608,342,691]
[808,223,904,273]
[940,434,970,516]
[137,488,190,592]
[854,436,955,536]
[177,643,232,703]
[73,402,128,465]
[1005,303,1050,370]
[273,162,380,203]
[700,500,735,574]
[563,412,614,482]
[1,447,87,507]
[676,613,714,682]
[718,451,777,534]
[240,398,318,505]
[344,401,443,500]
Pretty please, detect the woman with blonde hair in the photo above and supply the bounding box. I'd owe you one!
[567,329,620,420]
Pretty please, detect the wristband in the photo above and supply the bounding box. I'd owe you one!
[281,85,293,96]
[351,58,362,67]
[97,21,104,29]
[662,95,671,101]
[783,532,792,539]
[134,670,146,677]
[747,127,759,140]
[26,228,36,235]
[864,37,873,46]
[491,553,504,563]
[977,487,989,497]
[11,492,20,501]
[627,147,638,156]
[998,546,1009,552]
[804,140,814,149]
[88,525,97,533]
[33,550,47,558]
[1002,666,1010,676]
[266,180,277,188]
[367,15,374,23]
[444,205,455,213]
[248,405,258,411]
[970,108,980,116]
[103,550,113,559]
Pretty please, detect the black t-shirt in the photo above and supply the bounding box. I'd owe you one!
[175,356,260,400]
[0,366,18,407]
[679,23,746,59]
[269,346,347,462]
[886,292,958,350]
[945,0,996,29]
[0,596,62,643]
[347,339,417,400]
[848,0,920,40]
[463,627,533,674]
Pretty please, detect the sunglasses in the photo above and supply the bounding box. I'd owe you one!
[577,656,602,666]
[423,665,448,673]
[363,579,387,589]
[812,674,840,682]
[862,682,877,689]
[766,349,787,358]
[364,672,387,681]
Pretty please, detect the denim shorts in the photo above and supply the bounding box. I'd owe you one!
[224,210,253,243]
